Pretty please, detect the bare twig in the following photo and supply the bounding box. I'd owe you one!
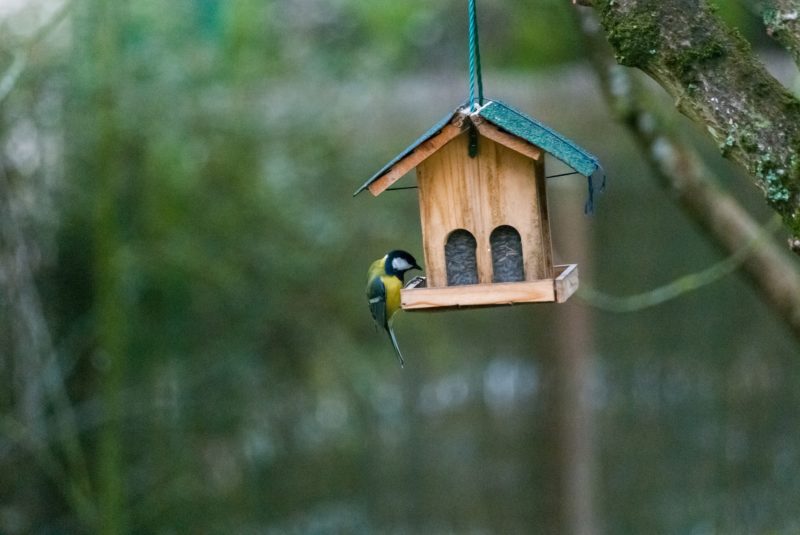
[579,216,783,312]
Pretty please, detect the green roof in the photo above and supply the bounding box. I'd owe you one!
[478,100,601,177]
[354,99,604,211]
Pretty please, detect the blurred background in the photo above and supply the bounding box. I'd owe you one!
[2,0,800,533]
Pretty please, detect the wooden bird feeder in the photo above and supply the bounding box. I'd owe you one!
[354,100,603,311]
[354,2,604,311]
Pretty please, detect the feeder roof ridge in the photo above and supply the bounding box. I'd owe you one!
[476,100,600,178]
[354,98,603,196]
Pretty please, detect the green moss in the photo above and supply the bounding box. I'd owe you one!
[790,152,800,177]
[664,36,726,84]
[738,131,758,153]
[779,89,800,114]
[752,78,774,98]
[727,26,752,55]
[600,6,660,68]
[719,131,736,157]
[762,7,790,36]
[782,199,800,239]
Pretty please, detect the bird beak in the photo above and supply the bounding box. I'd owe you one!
[413,263,422,271]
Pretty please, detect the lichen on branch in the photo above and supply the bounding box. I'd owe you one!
[763,0,800,67]
[591,0,800,251]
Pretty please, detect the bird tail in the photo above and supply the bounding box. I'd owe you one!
[386,325,405,368]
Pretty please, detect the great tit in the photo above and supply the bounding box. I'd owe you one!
[366,250,421,367]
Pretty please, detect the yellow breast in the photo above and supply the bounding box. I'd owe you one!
[381,274,403,321]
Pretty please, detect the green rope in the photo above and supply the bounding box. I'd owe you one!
[577,215,782,313]
[468,0,484,111]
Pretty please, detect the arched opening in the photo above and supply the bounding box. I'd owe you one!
[445,229,478,285]
[491,225,524,282]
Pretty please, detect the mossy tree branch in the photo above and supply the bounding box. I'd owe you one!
[574,8,800,339]
[586,0,800,252]
[763,0,800,67]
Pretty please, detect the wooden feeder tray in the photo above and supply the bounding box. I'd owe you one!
[401,264,578,311]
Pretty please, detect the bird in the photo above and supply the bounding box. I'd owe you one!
[366,250,421,367]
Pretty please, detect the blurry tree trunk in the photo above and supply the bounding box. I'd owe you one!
[90,2,127,533]
[1,169,47,452]
[552,184,598,535]
[577,0,800,253]
[0,164,50,527]
[0,165,97,530]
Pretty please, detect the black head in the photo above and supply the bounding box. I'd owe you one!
[384,250,422,280]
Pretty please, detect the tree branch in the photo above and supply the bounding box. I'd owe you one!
[575,7,800,339]
[590,0,800,252]
[763,0,800,67]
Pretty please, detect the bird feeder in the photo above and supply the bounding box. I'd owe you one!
[354,100,603,311]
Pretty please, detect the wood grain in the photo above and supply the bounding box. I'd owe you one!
[473,119,543,163]
[367,121,468,196]
[401,280,555,309]
[554,264,579,303]
[416,130,553,288]
[401,264,578,310]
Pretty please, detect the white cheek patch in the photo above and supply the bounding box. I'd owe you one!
[392,257,412,271]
